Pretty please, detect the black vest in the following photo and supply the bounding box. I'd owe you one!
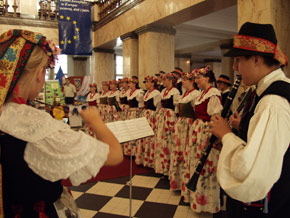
[1,134,62,217]
[232,80,290,218]
[128,97,138,108]
[161,95,175,110]
[144,98,156,111]
[120,97,128,104]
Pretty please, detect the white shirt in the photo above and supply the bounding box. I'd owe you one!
[217,68,290,202]
[86,92,100,103]
[0,103,109,186]
[64,83,76,97]
[108,90,120,102]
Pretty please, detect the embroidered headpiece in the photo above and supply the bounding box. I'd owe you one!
[120,78,129,83]
[0,29,61,107]
[224,22,287,66]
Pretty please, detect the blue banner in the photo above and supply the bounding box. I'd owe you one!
[58,0,92,55]
[55,66,65,90]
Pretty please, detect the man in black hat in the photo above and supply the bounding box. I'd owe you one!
[208,22,290,218]
[172,67,183,94]
[217,74,232,105]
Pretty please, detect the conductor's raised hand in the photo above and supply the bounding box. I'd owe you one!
[208,114,232,139]
[79,106,103,126]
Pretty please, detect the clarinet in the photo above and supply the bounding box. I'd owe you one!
[186,75,241,192]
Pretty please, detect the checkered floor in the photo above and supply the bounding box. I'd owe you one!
[70,171,226,218]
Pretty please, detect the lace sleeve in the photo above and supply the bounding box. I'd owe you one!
[24,129,109,186]
[0,103,109,186]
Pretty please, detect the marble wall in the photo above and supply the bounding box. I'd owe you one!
[20,0,38,16]
[138,31,174,89]
[238,0,290,77]
[0,24,59,45]
[175,57,191,73]
[93,0,204,47]
[94,52,115,89]
[123,38,138,78]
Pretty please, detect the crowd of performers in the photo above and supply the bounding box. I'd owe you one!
[86,66,235,214]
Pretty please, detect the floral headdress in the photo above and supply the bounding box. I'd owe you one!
[89,83,97,88]
[128,77,138,84]
[102,81,110,86]
[162,72,175,80]
[193,65,212,76]
[0,29,61,107]
[120,78,129,83]
[143,75,157,83]
[109,80,118,85]
[182,72,195,80]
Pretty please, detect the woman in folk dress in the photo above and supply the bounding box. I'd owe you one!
[99,81,110,122]
[119,78,130,120]
[85,83,100,136]
[123,77,144,156]
[135,76,161,168]
[107,80,121,122]
[86,83,99,107]
[169,72,200,190]
[182,66,223,213]
[155,73,180,175]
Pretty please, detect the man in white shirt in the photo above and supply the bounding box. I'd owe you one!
[208,22,289,218]
[64,78,76,105]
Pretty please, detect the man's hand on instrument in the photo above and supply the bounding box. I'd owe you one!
[229,112,241,130]
[208,114,232,139]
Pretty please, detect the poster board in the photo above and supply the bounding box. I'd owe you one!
[45,80,65,105]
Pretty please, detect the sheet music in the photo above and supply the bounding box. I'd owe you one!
[106,117,154,143]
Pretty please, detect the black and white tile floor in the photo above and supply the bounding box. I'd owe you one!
[70,172,226,218]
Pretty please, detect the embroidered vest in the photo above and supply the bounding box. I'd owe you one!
[161,96,174,110]
[178,102,194,118]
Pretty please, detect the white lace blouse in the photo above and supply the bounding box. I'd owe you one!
[0,103,109,186]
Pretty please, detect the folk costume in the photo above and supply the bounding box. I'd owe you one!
[107,80,121,122]
[86,83,99,107]
[135,76,161,168]
[217,75,231,105]
[119,78,131,120]
[169,73,200,191]
[155,73,181,175]
[218,22,290,218]
[123,78,144,156]
[0,30,109,218]
[99,81,110,122]
[182,67,223,213]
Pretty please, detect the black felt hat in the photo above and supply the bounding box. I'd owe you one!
[217,74,231,86]
[224,22,277,58]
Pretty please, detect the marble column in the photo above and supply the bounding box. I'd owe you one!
[220,44,234,82]
[175,56,191,73]
[238,0,290,77]
[136,25,175,89]
[121,32,138,78]
[93,48,115,88]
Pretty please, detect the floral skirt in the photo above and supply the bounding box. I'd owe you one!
[169,117,194,191]
[119,104,130,120]
[154,108,176,176]
[181,119,220,213]
[135,109,157,168]
[107,105,121,122]
[98,104,110,123]
[122,107,143,156]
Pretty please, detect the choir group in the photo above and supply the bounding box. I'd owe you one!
[86,66,226,214]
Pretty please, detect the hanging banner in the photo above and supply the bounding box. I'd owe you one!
[58,0,92,55]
